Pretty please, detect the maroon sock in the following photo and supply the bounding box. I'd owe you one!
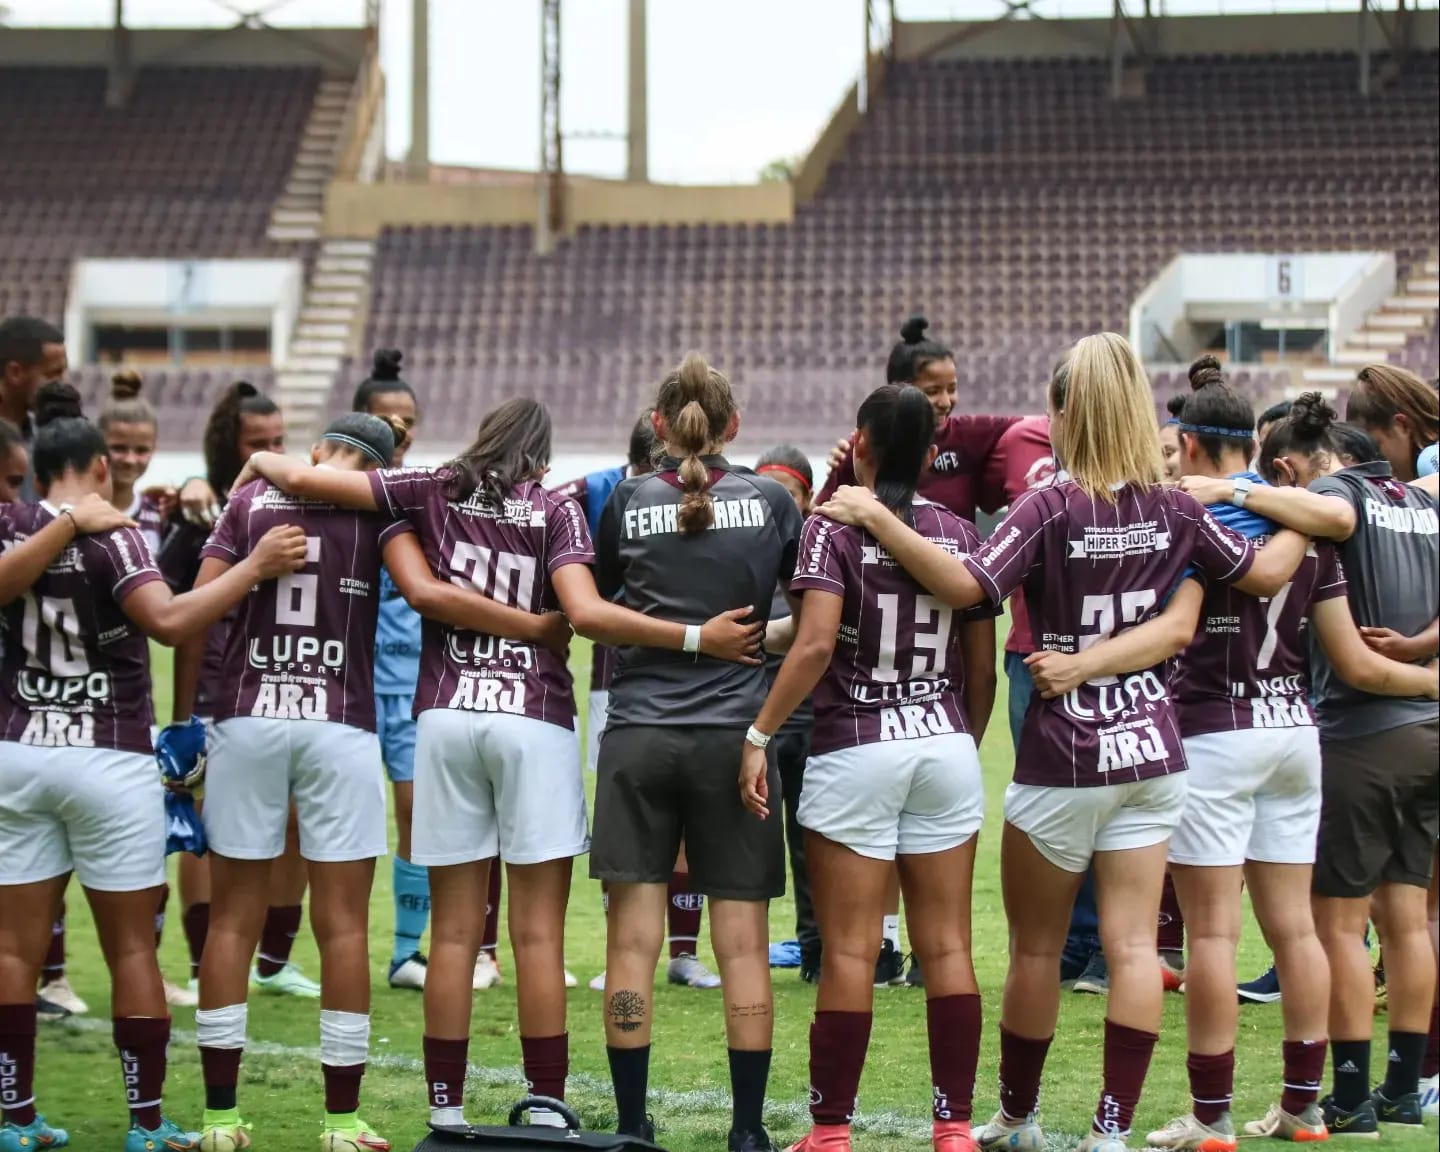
[114,1016,170,1131]
[997,1025,1051,1122]
[521,1033,569,1101]
[1281,1039,1327,1114]
[323,1062,365,1115]
[0,1002,38,1126]
[255,905,303,979]
[667,872,704,960]
[183,903,211,982]
[1158,874,1185,953]
[1187,1050,1234,1125]
[41,909,65,980]
[425,1036,469,1114]
[927,994,981,1123]
[154,884,170,951]
[481,864,502,956]
[809,1011,872,1126]
[199,1046,243,1112]
[1095,1020,1158,1136]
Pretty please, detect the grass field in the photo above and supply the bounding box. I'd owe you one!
[33,630,1436,1152]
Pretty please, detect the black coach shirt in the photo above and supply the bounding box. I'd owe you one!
[596,455,803,727]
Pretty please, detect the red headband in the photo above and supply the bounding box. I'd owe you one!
[757,463,811,493]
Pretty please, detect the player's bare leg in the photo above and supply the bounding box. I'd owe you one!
[421,859,489,1130]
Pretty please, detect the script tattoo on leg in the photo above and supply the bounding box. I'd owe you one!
[608,989,646,1033]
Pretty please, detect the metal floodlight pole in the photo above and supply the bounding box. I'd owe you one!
[408,0,430,178]
[860,0,871,114]
[538,0,563,256]
[627,0,648,182]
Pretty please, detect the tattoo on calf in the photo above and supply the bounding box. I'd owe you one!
[729,1001,770,1019]
[608,989,646,1033]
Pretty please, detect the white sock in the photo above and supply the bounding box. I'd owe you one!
[431,1106,465,1128]
[319,1009,370,1067]
[882,915,901,950]
[195,1003,248,1049]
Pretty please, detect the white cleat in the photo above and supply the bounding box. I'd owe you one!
[388,953,428,990]
[589,970,607,992]
[563,967,578,989]
[1146,1113,1237,1151]
[472,951,502,990]
[164,978,200,1008]
[1419,1074,1438,1120]
[666,953,721,989]
[974,1111,1045,1152]
[37,976,88,1016]
[251,962,322,998]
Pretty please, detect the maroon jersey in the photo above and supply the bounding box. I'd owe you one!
[816,414,1021,521]
[158,518,231,718]
[201,480,410,731]
[791,501,999,756]
[369,468,594,730]
[126,491,166,557]
[961,482,1257,787]
[0,504,162,753]
[1174,540,1347,734]
[979,415,1057,654]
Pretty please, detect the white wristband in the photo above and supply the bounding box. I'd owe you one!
[683,624,702,654]
[745,725,772,749]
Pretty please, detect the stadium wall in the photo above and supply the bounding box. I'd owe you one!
[0,27,367,74]
[896,11,1440,60]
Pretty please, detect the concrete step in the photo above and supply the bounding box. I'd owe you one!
[322,239,375,258]
[275,371,335,392]
[309,289,361,307]
[292,164,330,183]
[290,337,349,357]
[316,255,371,274]
[1406,277,1439,295]
[279,382,332,400]
[1346,329,1408,348]
[266,224,320,242]
[312,271,366,291]
[1368,312,1425,330]
[313,93,350,112]
[297,322,351,341]
[1333,348,1383,366]
[1298,368,1354,387]
[281,354,344,374]
[296,149,335,169]
[285,178,325,197]
[275,194,323,214]
[1423,260,1438,277]
[1385,294,1439,311]
[272,208,323,227]
[300,306,356,324]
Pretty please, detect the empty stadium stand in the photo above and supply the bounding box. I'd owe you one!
[360,51,1439,448]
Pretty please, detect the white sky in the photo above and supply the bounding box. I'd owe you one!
[5,0,1429,183]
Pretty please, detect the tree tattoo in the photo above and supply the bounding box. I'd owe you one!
[608,989,646,1033]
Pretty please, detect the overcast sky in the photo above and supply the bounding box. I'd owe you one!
[6,0,1418,182]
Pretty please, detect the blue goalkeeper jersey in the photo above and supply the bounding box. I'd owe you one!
[374,566,422,697]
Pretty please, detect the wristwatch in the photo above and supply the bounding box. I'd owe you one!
[1231,477,1254,509]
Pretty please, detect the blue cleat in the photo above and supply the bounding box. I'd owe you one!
[125,1117,201,1151]
[0,1114,70,1150]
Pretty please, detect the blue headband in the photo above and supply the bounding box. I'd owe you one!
[1162,418,1179,427]
[1178,422,1253,440]
[322,431,389,466]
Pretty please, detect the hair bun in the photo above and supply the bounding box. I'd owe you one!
[371,348,403,381]
[900,316,929,345]
[234,381,259,399]
[1290,391,1336,436]
[381,413,408,448]
[110,369,143,400]
[35,380,84,427]
[1166,393,1187,418]
[1188,354,1224,391]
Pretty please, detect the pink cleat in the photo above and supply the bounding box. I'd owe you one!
[786,1125,853,1152]
[935,1120,977,1152]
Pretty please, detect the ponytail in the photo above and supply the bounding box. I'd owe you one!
[856,384,936,525]
[203,381,280,495]
[655,351,737,536]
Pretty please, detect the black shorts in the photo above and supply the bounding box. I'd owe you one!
[589,724,785,901]
[1313,719,1439,899]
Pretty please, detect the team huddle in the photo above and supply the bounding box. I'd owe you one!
[0,312,1437,1152]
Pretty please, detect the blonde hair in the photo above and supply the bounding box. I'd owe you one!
[1349,364,1438,464]
[1049,332,1164,501]
[655,351,736,535]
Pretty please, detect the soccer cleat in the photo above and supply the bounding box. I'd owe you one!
[320,1117,390,1151]
[620,1117,656,1143]
[1145,1112,1237,1151]
[588,969,607,992]
[874,939,906,987]
[1237,966,1282,1005]
[125,1117,201,1151]
[1159,951,1186,993]
[1317,1096,1378,1139]
[164,979,199,1008]
[250,963,321,999]
[197,1112,252,1152]
[933,1119,976,1152]
[1073,951,1110,996]
[0,1115,69,1150]
[563,968,578,989]
[1418,1074,1438,1119]
[906,954,926,988]
[1079,1130,1132,1152]
[471,952,502,990]
[1368,1087,1422,1126]
[35,992,71,1024]
[785,1124,852,1151]
[36,977,87,1016]
[387,953,427,991]
[729,1126,774,1150]
[1242,1102,1329,1142]
[667,954,722,989]
[974,1111,1045,1152]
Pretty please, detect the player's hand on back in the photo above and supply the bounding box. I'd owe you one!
[1024,649,1091,700]
[1359,626,1427,664]
[827,432,856,474]
[252,525,310,578]
[815,484,881,529]
[1176,474,1233,506]
[70,492,138,534]
[536,610,574,656]
[229,457,262,497]
[699,606,764,665]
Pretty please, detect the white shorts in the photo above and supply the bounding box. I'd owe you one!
[204,717,387,863]
[1004,773,1188,874]
[412,709,589,867]
[587,690,609,773]
[1170,726,1322,867]
[798,733,985,861]
[0,745,165,891]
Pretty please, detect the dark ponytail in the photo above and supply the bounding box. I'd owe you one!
[1259,391,1337,483]
[855,384,936,525]
[886,316,954,385]
[446,397,552,505]
[33,381,108,487]
[352,348,418,413]
[203,381,280,495]
[1177,355,1256,467]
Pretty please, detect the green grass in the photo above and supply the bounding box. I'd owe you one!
[34,629,1434,1152]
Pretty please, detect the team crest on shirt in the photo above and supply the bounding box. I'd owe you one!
[1067,523,1171,559]
[932,451,961,474]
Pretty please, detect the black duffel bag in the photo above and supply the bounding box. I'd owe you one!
[409,1096,668,1152]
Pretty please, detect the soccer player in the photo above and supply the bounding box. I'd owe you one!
[1184,388,1439,1135]
[1345,364,1438,485]
[744,384,997,1152]
[817,333,1309,1152]
[1159,396,1185,484]
[237,394,760,1135]
[0,315,66,502]
[591,354,802,1151]
[0,382,307,1152]
[0,420,26,503]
